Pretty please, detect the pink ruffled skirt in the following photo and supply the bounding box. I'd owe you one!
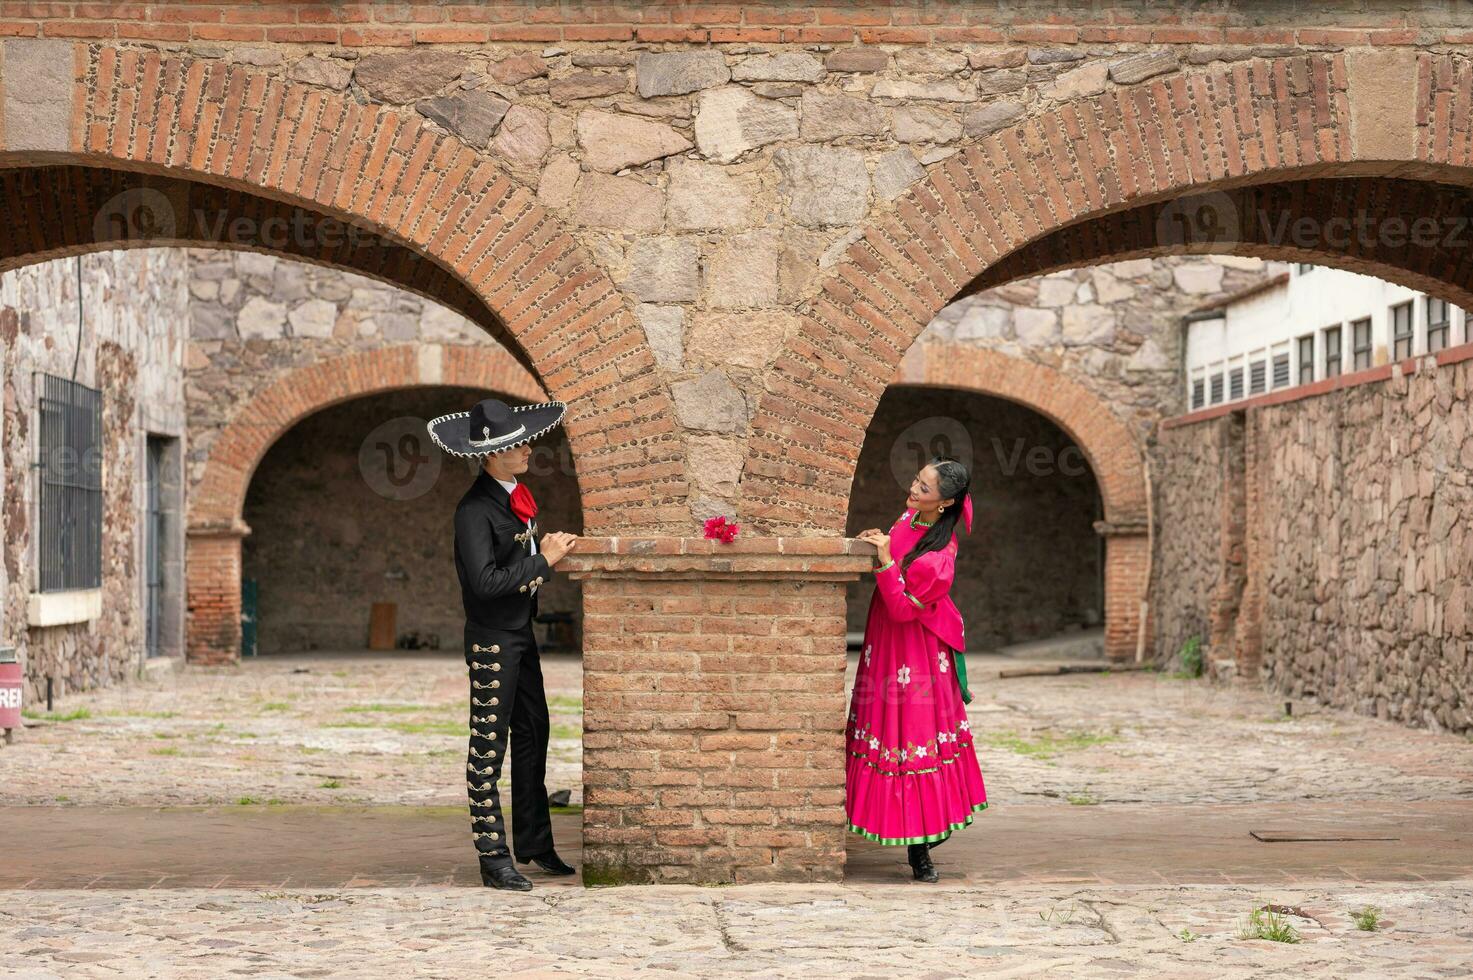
[845,602,988,845]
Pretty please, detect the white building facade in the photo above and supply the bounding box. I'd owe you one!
[1184,263,1471,412]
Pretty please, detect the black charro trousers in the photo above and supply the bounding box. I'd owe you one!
[464,619,555,869]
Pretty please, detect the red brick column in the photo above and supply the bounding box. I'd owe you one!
[560,537,873,885]
[1097,525,1151,662]
[185,522,249,665]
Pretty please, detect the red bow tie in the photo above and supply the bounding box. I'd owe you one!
[509,482,538,524]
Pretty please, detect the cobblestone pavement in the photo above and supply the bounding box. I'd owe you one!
[0,651,585,808]
[7,882,1472,977]
[5,652,1470,809]
[5,652,1473,977]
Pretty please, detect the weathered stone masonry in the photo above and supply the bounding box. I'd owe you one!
[1,250,187,702]
[1157,348,1473,735]
[4,1,1473,883]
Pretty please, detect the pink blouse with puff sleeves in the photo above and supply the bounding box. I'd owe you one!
[872,531,966,654]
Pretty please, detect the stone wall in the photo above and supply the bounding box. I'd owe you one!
[1157,353,1473,734]
[185,248,505,499]
[139,32,1286,524]
[187,245,1275,658]
[1151,417,1234,670]
[0,249,188,700]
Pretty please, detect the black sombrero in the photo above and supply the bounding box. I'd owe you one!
[426,397,566,458]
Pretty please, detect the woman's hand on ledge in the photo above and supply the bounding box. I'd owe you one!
[856,529,891,564]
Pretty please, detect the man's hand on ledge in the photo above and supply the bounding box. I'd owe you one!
[541,532,578,566]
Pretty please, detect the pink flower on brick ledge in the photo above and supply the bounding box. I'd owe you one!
[703,515,740,544]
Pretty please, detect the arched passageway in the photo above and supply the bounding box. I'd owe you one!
[240,385,583,657]
[0,42,684,542]
[846,381,1105,654]
[741,50,1473,659]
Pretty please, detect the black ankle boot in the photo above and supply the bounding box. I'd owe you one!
[480,855,532,891]
[907,843,938,882]
[520,849,576,875]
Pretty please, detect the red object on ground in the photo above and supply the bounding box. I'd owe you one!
[0,661,21,730]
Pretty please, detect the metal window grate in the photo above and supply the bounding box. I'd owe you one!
[36,373,102,593]
[1249,360,1267,395]
[1191,378,1206,410]
[1210,372,1225,404]
[1229,367,1245,401]
[1272,353,1291,388]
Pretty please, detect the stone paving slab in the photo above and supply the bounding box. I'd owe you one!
[5,652,1470,813]
[5,800,1469,891]
[6,881,1472,978]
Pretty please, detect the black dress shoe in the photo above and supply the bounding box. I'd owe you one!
[520,850,576,875]
[481,863,533,890]
[907,843,939,883]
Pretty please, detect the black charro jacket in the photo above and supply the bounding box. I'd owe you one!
[453,468,553,631]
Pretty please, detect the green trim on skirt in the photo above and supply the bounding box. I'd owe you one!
[846,801,989,846]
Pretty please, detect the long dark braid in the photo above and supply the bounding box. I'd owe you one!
[901,456,971,574]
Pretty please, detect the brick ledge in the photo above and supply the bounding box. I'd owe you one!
[559,536,876,580]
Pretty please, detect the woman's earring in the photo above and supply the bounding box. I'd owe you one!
[938,504,946,514]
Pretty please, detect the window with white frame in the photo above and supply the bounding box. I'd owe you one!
[1392,300,1414,359]
[1228,362,1245,401]
[1323,325,1342,378]
[1297,335,1315,385]
[1427,296,1450,353]
[1271,348,1291,389]
[1191,374,1206,410]
[1351,317,1372,371]
[1210,369,1225,405]
[1249,357,1267,396]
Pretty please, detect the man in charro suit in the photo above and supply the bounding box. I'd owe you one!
[428,396,579,891]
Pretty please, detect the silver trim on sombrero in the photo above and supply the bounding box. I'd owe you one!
[467,422,526,447]
[425,400,567,458]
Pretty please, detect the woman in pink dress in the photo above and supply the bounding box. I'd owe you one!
[848,455,988,882]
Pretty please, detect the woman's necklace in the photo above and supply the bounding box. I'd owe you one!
[909,511,934,529]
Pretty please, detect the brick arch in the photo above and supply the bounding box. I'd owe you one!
[891,345,1146,525]
[186,344,546,663]
[0,41,685,535]
[190,345,545,530]
[741,50,1473,537]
